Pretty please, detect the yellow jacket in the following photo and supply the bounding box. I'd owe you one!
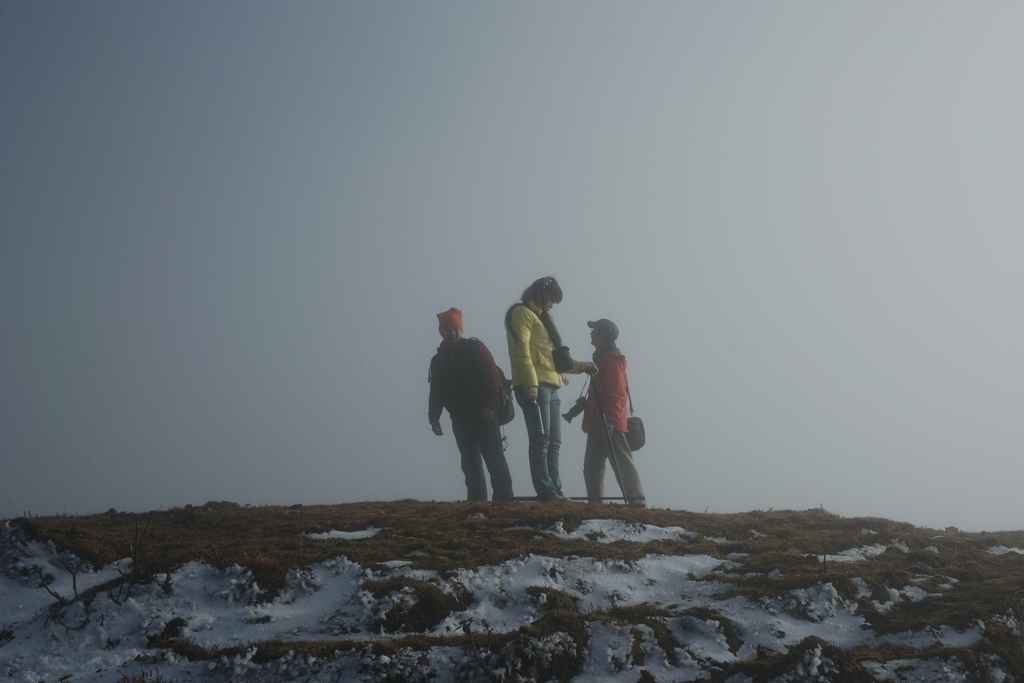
[506,300,583,388]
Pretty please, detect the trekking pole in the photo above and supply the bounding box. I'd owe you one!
[590,379,626,501]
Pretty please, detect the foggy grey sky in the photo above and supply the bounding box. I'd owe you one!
[3,2,1024,531]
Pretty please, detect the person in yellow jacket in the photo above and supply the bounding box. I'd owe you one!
[505,277,596,501]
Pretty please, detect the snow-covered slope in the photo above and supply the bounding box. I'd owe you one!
[2,509,1023,682]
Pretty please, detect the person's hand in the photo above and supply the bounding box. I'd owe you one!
[431,421,443,436]
[580,362,598,375]
[481,408,494,423]
[524,386,538,401]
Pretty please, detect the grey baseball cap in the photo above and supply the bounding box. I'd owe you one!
[587,318,619,341]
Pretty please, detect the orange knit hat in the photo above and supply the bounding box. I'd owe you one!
[437,307,463,331]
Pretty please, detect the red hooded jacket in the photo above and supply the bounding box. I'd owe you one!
[581,348,629,433]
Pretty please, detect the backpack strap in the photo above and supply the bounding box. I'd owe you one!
[625,371,635,416]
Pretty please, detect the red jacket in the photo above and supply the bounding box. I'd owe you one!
[581,348,629,433]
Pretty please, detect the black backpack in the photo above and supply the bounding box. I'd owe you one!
[496,366,515,426]
[431,337,515,426]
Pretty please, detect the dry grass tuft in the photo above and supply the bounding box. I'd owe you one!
[115,670,173,683]
[363,577,469,633]
[520,586,588,680]
[726,635,876,683]
[682,606,743,654]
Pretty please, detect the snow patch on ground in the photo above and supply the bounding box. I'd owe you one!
[812,544,887,564]
[306,527,380,540]
[543,519,698,544]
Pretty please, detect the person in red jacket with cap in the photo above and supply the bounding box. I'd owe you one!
[429,308,514,501]
[581,318,646,508]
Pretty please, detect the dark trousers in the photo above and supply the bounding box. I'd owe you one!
[450,414,514,501]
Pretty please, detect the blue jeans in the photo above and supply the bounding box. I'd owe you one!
[451,414,514,501]
[516,384,562,499]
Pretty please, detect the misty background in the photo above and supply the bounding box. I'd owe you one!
[3,2,1023,532]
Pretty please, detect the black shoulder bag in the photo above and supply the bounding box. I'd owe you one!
[624,373,645,451]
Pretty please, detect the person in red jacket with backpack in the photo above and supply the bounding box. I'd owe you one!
[429,308,514,501]
[581,318,646,508]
